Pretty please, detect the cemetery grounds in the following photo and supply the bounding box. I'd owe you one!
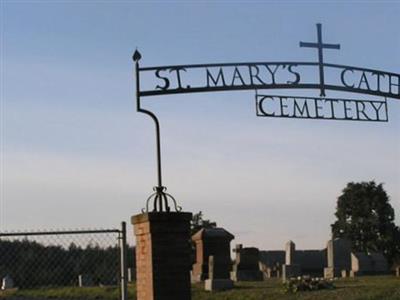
[1,276,399,300]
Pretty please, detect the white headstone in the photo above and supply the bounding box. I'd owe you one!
[78,274,93,287]
[127,268,136,282]
[285,241,295,265]
[1,275,14,290]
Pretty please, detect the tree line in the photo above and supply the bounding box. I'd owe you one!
[0,239,135,288]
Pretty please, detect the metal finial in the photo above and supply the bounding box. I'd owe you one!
[141,186,182,213]
[133,49,142,62]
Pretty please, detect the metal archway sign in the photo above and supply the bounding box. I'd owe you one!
[133,24,399,212]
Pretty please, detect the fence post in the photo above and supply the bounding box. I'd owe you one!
[120,221,128,300]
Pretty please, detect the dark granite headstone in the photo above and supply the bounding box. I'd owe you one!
[326,238,352,277]
[296,249,326,277]
[231,244,263,281]
[204,255,234,291]
[282,264,301,282]
[259,250,285,278]
[351,252,389,275]
[192,227,234,282]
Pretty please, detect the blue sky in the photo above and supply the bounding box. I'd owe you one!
[1,1,399,250]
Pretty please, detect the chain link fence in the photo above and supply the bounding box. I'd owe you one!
[0,223,135,300]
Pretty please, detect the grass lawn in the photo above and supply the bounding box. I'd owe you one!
[192,277,400,300]
[1,276,399,300]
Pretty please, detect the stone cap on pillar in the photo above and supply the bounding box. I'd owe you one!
[192,227,235,242]
[132,212,192,224]
[132,212,192,235]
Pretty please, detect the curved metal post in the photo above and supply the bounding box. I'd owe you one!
[133,50,181,213]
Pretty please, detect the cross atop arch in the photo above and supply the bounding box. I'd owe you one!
[300,23,341,97]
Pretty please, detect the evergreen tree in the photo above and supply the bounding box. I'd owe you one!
[331,181,400,263]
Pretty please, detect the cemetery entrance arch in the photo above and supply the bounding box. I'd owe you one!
[133,23,400,212]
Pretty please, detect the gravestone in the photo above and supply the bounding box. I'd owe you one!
[351,253,369,275]
[323,267,334,279]
[128,267,136,282]
[204,256,234,291]
[285,241,296,265]
[282,240,301,281]
[351,252,389,276]
[324,238,351,278]
[1,275,14,290]
[132,212,192,300]
[282,264,301,282]
[370,253,389,273]
[259,262,270,279]
[295,249,326,277]
[231,244,263,281]
[259,261,282,279]
[78,274,93,287]
[192,227,234,282]
[259,250,285,279]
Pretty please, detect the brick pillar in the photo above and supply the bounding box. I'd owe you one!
[132,212,192,300]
